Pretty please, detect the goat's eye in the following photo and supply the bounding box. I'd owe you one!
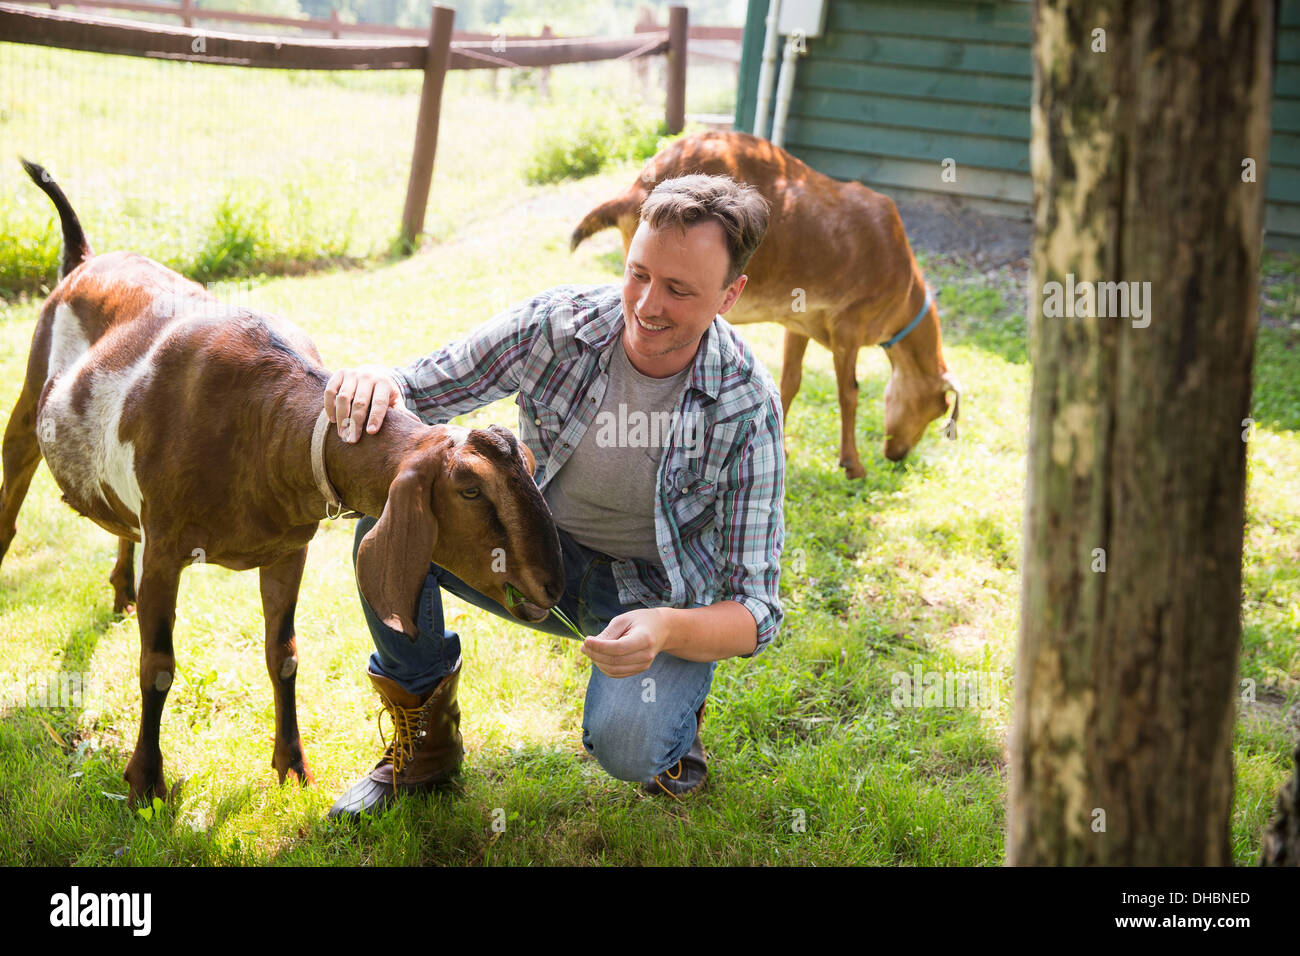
[460,488,481,500]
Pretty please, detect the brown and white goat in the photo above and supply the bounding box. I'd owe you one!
[0,161,564,804]
[572,131,961,477]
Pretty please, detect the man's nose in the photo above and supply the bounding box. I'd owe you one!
[637,282,663,317]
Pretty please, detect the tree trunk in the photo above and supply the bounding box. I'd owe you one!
[1008,0,1273,865]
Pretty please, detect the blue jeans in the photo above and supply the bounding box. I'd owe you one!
[352,516,715,782]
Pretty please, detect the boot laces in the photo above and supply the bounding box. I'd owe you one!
[377,697,427,776]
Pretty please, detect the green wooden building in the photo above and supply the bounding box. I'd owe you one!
[734,0,1300,251]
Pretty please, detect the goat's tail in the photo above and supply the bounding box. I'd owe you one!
[20,158,93,279]
[569,189,643,252]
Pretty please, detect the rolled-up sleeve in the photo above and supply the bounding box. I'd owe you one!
[388,295,547,424]
[713,389,785,656]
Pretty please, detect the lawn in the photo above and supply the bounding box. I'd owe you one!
[0,43,1295,866]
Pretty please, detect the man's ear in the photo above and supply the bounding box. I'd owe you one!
[718,274,748,315]
[355,464,438,640]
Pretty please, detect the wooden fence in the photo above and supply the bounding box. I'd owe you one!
[0,1,696,245]
[3,0,742,47]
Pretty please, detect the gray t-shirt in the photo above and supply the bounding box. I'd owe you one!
[544,338,691,563]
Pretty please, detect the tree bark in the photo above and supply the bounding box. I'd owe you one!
[1008,0,1273,865]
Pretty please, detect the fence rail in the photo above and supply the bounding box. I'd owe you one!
[0,2,693,244]
[0,4,672,70]
[1,4,427,66]
[2,0,741,47]
[2,0,539,38]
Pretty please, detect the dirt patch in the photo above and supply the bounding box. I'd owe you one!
[895,194,1299,332]
[1240,686,1300,738]
[942,624,992,658]
[896,196,1032,271]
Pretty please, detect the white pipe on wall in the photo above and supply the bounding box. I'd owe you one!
[752,0,783,140]
[770,31,800,147]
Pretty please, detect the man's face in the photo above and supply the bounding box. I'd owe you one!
[621,219,747,378]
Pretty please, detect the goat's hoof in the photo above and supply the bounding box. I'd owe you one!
[112,584,138,614]
[290,765,315,787]
[275,753,315,787]
[124,765,167,807]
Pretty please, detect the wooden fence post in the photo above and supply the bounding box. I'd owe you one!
[329,8,339,40]
[633,5,654,101]
[400,3,455,250]
[179,0,193,29]
[665,5,687,133]
[539,24,552,98]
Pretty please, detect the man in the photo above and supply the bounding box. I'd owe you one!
[323,174,784,819]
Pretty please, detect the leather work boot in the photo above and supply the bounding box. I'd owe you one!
[643,702,707,797]
[328,660,464,820]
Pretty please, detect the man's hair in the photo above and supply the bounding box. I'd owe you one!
[638,173,770,287]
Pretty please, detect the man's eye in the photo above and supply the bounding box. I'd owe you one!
[670,288,690,297]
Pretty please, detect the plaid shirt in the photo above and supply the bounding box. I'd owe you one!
[387,284,785,656]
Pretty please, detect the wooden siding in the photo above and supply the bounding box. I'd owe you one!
[736,0,1300,248]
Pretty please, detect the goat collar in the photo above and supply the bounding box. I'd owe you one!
[311,409,363,520]
[879,286,932,350]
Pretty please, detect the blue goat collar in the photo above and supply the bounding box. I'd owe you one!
[880,286,931,350]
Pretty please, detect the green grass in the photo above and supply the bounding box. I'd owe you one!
[0,45,1295,866]
[0,45,733,296]
[523,95,674,184]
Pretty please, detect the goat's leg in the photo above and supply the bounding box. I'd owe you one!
[260,546,313,786]
[123,546,182,805]
[0,384,43,566]
[110,538,137,612]
[830,344,866,480]
[778,330,809,457]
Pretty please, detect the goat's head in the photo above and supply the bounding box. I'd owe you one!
[354,423,565,639]
[882,367,962,462]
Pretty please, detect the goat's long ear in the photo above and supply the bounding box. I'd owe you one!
[517,440,536,477]
[355,465,438,641]
[941,372,962,441]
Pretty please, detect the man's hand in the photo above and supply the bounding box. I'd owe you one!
[324,366,405,443]
[580,602,759,673]
[581,608,672,678]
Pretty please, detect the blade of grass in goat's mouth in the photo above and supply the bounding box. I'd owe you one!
[504,582,584,640]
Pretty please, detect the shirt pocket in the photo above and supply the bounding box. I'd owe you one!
[681,420,743,480]
[663,419,743,538]
[665,464,718,537]
[517,395,565,461]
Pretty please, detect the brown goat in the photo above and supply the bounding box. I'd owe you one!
[572,131,961,477]
[0,161,564,804]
